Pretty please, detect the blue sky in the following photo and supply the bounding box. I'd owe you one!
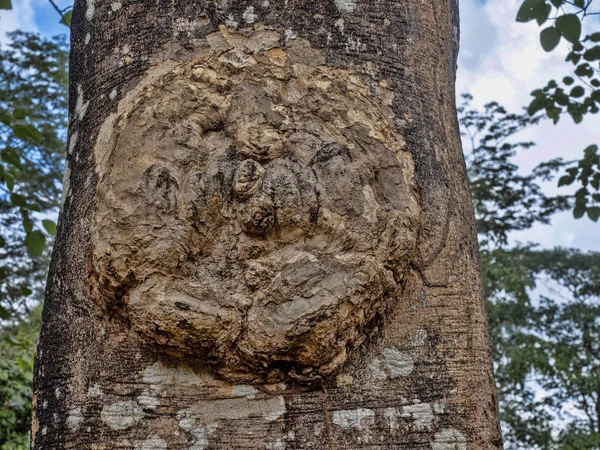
[1,0,599,251]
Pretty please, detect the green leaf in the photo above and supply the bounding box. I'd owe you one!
[573,204,586,218]
[583,144,598,158]
[574,0,584,7]
[570,86,585,98]
[0,235,5,248]
[12,124,43,142]
[563,76,574,85]
[24,230,46,256]
[0,111,11,125]
[0,0,12,10]
[12,108,27,120]
[587,207,600,222]
[42,219,57,236]
[1,147,21,167]
[558,175,575,187]
[590,32,600,42]
[541,27,561,52]
[528,97,546,115]
[10,193,27,207]
[59,10,72,26]
[575,63,593,77]
[583,46,600,62]
[555,14,582,44]
[21,286,33,296]
[536,3,552,25]
[517,0,547,23]
[550,0,562,6]
[3,173,14,191]
[0,305,10,320]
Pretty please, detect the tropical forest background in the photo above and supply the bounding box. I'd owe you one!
[0,0,599,448]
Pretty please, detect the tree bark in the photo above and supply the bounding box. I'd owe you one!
[33,0,503,448]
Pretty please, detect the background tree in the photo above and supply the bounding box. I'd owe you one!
[0,32,68,450]
[516,0,600,221]
[461,95,600,449]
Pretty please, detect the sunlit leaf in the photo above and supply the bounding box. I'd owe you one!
[24,230,46,256]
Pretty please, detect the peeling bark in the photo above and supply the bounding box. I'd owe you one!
[33,1,503,449]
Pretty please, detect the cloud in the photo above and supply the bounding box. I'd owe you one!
[458,0,600,251]
[0,0,39,43]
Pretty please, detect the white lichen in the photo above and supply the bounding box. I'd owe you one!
[177,411,217,450]
[332,408,375,430]
[242,6,257,24]
[433,399,445,414]
[85,0,95,21]
[68,130,78,155]
[432,428,467,450]
[84,33,91,45]
[87,384,103,398]
[109,89,118,100]
[137,389,160,410]
[75,85,89,121]
[383,407,400,431]
[334,0,357,13]
[382,347,414,378]
[401,402,433,429]
[66,407,84,430]
[100,401,144,431]
[225,14,239,29]
[110,1,122,12]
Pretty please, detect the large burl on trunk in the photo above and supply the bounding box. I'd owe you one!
[33,1,503,449]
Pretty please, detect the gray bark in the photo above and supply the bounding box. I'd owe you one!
[32,0,503,448]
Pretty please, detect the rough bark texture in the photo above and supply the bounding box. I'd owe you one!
[33,0,503,449]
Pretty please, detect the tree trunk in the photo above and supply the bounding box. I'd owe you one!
[33,0,503,448]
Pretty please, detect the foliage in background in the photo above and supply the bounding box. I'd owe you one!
[0,32,68,321]
[0,32,68,449]
[462,96,600,449]
[0,308,40,450]
[516,0,600,221]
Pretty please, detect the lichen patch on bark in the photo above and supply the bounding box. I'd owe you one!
[90,24,419,383]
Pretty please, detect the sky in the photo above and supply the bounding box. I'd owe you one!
[1,0,599,251]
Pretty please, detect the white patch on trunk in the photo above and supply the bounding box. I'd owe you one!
[178,410,217,450]
[85,0,95,20]
[332,408,375,429]
[401,402,433,429]
[432,428,467,450]
[111,1,122,12]
[242,6,257,24]
[334,0,357,13]
[68,130,78,155]
[137,389,160,410]
[66,407,83,430]
[100,401,145,430]
[383,407,400,431]
[87,384,103,398]
[382,347,414,378]
[75,85,89,121]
